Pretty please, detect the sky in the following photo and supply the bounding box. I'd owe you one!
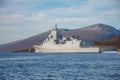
[0,0,120,44]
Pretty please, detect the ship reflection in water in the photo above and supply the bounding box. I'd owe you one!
[0,52,120,80]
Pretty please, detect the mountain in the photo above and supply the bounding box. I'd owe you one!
[0,31,50,52]
[95,35,120,51]
[0,23,120,52]
[61,24,119,41]
[103,35,120,48]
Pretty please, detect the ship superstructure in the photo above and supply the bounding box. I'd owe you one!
[34,25,116,53]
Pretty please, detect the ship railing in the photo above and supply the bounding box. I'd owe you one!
[96,46,115,47]
[81,46,115,48]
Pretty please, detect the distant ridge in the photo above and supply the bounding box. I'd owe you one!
[61,23,119,41]
[95,35,120,51]
[0,23,120,52]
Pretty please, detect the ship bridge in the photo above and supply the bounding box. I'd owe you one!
[47,24,62,44]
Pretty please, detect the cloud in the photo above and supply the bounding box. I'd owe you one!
[0,0,120,44]
[1,0,120,26]
[0,14,30,25]
[30,0,119,26]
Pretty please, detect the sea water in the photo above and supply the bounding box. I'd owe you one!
[0,52,120,80]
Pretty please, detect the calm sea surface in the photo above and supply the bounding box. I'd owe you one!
[0,52,120,80]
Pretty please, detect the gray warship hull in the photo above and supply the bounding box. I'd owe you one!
[34,45,116,53]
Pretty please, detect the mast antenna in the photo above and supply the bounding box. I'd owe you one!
[55,24,57,29]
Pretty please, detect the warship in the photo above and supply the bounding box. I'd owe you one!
[34,25,116,53]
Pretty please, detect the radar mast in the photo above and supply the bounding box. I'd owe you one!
[55,24,57,29]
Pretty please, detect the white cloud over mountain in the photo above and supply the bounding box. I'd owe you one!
[0,0,120,44]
